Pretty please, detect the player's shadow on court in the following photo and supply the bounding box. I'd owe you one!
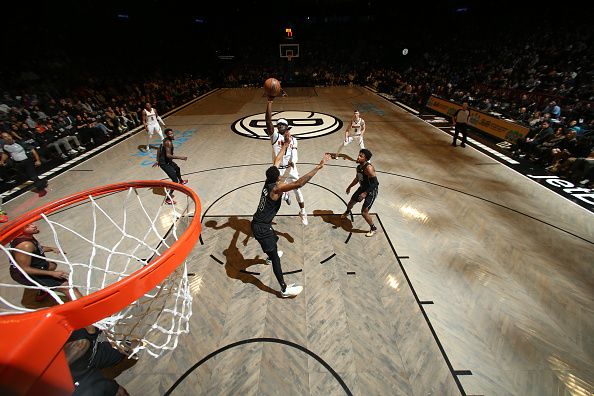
[205,216,294,246]
[313,210,368,234]
[222,229,279,296]
[20,289,60,310]
[205,216,295,297]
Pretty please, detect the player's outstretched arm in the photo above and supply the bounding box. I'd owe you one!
[265,99,275,136]
[275,154,331,193]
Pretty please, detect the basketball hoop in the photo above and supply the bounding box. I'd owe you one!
[0,180,202,395]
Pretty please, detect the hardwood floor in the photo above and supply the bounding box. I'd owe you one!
[2,87,593,395]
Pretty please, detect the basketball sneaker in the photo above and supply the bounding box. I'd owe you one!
[181,179,189,185]
[265,250,283,265]
[165,197,177,205]
[281,283,303,298]
[366,225,378,237]
[299,211,308,225]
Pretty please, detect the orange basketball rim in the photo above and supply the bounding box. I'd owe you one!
[0,181,202,395]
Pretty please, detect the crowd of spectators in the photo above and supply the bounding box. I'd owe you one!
[2,8,593,193]
[215,20,594,186]
[0,75,211,192]
[368,23,594,187]
[2,4,591,393]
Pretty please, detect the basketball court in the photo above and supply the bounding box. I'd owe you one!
[1,86,593,395]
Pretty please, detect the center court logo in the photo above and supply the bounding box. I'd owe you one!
[231,111,343,140]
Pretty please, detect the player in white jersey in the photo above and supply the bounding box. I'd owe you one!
[333,110,366,159]
[265,97,308,225]
[141,102,165,151]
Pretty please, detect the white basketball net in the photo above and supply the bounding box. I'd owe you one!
[0,187,195,358]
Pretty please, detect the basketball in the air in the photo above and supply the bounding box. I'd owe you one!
[264,78,281,97]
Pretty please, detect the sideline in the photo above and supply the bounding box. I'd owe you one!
[364,86,594,215]
[1,89,220,203]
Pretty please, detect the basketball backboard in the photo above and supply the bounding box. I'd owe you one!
[280,43,300,60]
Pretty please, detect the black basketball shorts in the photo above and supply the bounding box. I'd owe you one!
[351,186,379,210]
[251,222,279,253]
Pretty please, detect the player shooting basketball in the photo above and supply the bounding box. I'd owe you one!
[265,91,309,225]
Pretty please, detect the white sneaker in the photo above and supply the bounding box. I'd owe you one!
[77,146,86,151]
[265,250,283,265]
[283,192,291,205]
[299,211,308,225]
[281,283,303,298]
[145,145,150,151]
[67,149,78,155]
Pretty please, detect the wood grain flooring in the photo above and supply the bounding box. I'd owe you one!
[2,87,593,395]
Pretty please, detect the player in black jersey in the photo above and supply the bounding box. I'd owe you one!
[251,141,330,297]
[341,149,379,237]
[156,128,188,205]
[9,222,83,301]
[64,325,130,396]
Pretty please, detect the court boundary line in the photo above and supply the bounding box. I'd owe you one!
[1,89,220,204]
[375,213,467,395]
[197,212,465,395]
[363,86,594,216]
[176,163,594,245]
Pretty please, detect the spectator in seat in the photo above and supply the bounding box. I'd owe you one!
[543,101,561,119]
[567,119,583,137]
[104,107,121,134]
[0,132,48,195]
[565,150,594,186]
[513,120,554,158]
[479,98,492,112]
[514,107,530,124]
[44,120,85,159]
